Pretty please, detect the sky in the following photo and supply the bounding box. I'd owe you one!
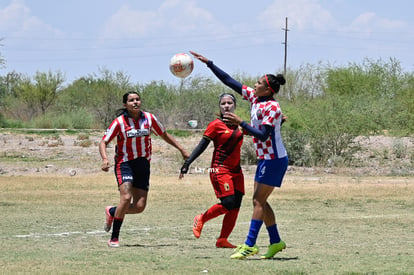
[1,0,413,86]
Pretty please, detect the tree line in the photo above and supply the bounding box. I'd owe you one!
[0,58,413,167]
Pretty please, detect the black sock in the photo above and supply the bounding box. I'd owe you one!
[111,217,123,240]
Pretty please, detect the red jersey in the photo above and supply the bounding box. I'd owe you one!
[102,111,165,164]
[203,118,243,171]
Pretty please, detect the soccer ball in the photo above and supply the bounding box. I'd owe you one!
[169,53,194,78]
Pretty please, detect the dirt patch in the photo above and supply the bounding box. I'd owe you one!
[0,130,413,177]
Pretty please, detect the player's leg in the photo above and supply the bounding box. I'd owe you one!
[192,170,233,239]
[108,181,133,247]
[217,174,244,248]
[260,157,288,259]
[106,160,135,247]
[127,157,150,214]
[127,187,148,214]
[230,181,272,259]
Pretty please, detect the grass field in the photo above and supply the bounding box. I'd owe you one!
[0,173,413,274]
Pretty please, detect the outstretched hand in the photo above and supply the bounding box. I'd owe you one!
[190,51,209,64]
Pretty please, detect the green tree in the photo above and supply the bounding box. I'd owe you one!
[394,74,414,133]
[13,71,65,118]
[60,68,135,128]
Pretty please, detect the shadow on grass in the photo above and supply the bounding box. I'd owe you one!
[123,243,176,248]
[194,256,299,260]
[254,256,299,261]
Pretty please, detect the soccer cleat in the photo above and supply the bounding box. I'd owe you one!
[104,206,114,232]
[230,244,259,259]
[260,241,286,259]
[193,214,204,239]
[107,238,120,248]
[216,238,237,248]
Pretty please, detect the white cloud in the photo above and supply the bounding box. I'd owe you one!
[0,0,61,37]
[102,5,160,38]
[260,0,336,31]
[346,12,406,33]
[102,0,220,39]
[159,0,215,32]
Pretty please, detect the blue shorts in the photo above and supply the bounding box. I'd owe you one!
[254,156,288,187]
[114,157,150,191]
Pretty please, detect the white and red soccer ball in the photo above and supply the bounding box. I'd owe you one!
[169,53,194,78]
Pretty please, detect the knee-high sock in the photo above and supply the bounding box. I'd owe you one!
[266,224,281,244]
[245,219,263,247]
[201,203,227,223]
[219,208,239,239]
[111,217,123,240]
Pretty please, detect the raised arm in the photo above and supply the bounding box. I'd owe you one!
[190,51,243,95]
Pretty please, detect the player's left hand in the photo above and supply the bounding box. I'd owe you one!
[179,162,190,179]
[281,113,288,125]
[223,112,242,126]
[189,51,209,64]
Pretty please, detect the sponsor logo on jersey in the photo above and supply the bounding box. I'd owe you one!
[126,128,150,138]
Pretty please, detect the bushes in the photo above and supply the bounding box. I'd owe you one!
[0,58,413,169]
[28,109,96,129]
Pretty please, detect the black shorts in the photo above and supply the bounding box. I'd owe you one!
[114,157,150,191]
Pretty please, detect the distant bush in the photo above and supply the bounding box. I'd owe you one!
[1,58,413,169]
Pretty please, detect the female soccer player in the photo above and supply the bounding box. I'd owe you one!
[99,91,189,248]
[179,93,244,248]
[190,51,288,259]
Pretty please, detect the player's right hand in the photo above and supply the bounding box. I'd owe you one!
[101,160,110,172]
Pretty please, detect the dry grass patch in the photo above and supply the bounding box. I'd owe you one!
[0,174,413,274]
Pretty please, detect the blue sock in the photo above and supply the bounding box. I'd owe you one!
[266,224,281,244]
[245,219,263,247]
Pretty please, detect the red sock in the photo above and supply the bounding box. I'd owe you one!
[202,203,227,223]
[219,209,239,239]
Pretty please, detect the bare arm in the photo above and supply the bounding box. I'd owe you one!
[99,139,111,172]
[160,132,190,160]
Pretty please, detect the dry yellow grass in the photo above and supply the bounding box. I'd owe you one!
[0,173,413,274]
[1,130,413,273]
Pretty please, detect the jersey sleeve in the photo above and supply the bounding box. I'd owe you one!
[206,61,243,94]
[203,120,218,140]
[102,117,121,143]
[148,113,166,136]
[241,85,257,105]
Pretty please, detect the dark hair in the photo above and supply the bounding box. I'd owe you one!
[218,93,236,106]
[115,91,140,117]
[265,74,286,94]
[122,91,140,104]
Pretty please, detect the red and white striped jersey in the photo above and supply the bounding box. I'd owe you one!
[241,85,287,160]
[102,111,165,163]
